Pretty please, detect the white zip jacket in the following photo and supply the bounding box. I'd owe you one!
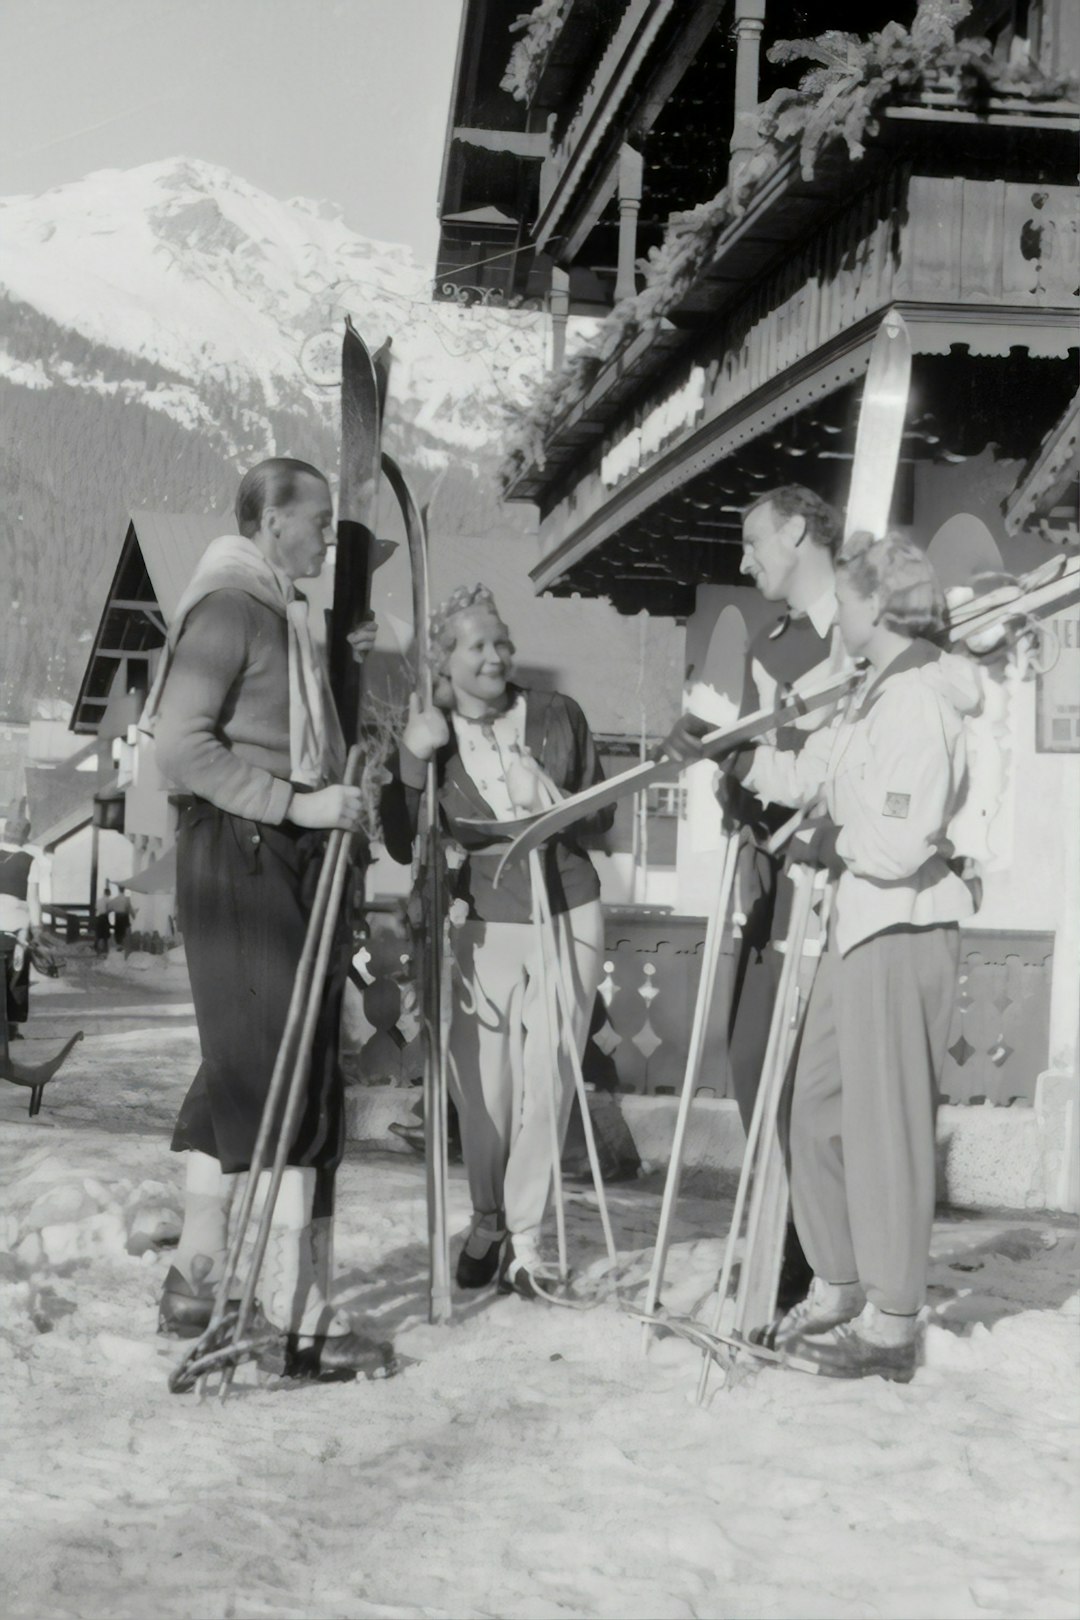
[742,640,983,956]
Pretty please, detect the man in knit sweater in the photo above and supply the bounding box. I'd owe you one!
[146,456,389,1379]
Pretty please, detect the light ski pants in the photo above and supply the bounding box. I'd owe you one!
[789,923,960,1315]
[447,901,604,1239]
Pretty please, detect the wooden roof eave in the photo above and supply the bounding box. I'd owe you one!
[504,144,871,506]
[70,521,142,736]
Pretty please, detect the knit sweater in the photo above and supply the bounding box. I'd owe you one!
[153,589,296,824]
[383,686,614,923]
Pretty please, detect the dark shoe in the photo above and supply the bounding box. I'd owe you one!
[157,1265,221,1339]
[271,1327,400,1381]
[456,1217,505,1289]
[456,1239,503,1289]
[789,1317,917,1384]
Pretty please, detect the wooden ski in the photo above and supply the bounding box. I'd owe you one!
[381,453,452,1325]
[844,309,911,543]
[462,669,861,878]
[330,317,391,741]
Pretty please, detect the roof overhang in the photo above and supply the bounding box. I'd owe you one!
[530,307,1079,607]
[71,512,229,735]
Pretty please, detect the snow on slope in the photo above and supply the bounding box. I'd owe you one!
[0,157,551,457]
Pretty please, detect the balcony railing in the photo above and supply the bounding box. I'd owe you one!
[535,0,676,253]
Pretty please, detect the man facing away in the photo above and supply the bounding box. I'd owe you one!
[144,456,386,1379]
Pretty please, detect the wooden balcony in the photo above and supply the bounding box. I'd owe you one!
[533,0,727,263]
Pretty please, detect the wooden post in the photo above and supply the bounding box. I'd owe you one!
[730,0,766,184]
[550,265,570,372]
[89,819,100,928]
[615,144,644,303]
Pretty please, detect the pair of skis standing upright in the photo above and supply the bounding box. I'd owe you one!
[175,314,1079,1398]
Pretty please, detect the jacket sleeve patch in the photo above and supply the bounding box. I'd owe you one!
[883,792,911,819]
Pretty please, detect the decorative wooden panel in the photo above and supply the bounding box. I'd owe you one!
[598,911,731,1097]
[941,929,1054,1106]
[342,910,1053,1111]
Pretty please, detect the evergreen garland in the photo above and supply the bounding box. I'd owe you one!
[501,0,572,105]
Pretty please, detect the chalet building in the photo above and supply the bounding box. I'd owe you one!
[71,511,231,935]
[435,0,1080,1206]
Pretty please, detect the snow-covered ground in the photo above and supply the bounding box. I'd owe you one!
[2,960,1078,1620]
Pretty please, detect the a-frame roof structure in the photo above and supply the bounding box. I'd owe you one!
[71,511,230,735]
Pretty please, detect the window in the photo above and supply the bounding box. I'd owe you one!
[646,783,685,819]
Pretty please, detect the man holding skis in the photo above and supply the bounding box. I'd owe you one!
[144,455,384,1378]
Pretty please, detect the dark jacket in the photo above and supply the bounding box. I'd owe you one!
[381,685,614,923]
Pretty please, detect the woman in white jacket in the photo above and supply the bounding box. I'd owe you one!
[734,532,982,1382]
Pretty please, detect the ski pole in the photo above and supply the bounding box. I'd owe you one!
[533,875,617,1270]
[641,829,739,1354]
[187,746,361,1399]
[529,849,568,1283]
[193,808,344,1394]
[694,866,817,1407]
[216,812,357,1402]
[422,784,452,1324]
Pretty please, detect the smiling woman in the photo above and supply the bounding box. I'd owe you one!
[382,582,615,1303]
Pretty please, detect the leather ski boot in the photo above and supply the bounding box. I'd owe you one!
[258,1167,399,1380]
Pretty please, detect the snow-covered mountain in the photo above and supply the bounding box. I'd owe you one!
[0,158,566,714]
[0,155,549,466]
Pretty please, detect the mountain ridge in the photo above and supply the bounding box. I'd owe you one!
[0,156,554,715]
[0,155,547,462]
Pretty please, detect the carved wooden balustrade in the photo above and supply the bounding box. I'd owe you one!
[341,905,1052,1109]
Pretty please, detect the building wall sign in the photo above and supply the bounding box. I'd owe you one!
[601,366,707,487]
[1036,605,1080,753]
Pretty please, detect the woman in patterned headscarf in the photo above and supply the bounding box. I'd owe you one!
[383,584,614,1300]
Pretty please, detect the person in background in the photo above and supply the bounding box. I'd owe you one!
[382,583,614,1301]
[96,881,134,954]
[0,809,46,1039]
[144,455,386,1379]
[111,886,133,952]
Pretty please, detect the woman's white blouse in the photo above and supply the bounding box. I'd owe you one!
[451,694,528,820]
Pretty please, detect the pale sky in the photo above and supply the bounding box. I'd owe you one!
[0,0,464,259]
